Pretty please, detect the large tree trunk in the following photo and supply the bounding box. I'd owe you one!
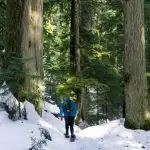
[70,0,81,124]
[5,0,26,119]
[21,0,43,115]
[0,1,6,85]
[6,0,25,97]
[75,0,93,123]
[124,0,150,129]
[6,0,43,115]
[74,0,93,124]
[70,0,79,76]
[75,0,81,123]
[79,0,93,122]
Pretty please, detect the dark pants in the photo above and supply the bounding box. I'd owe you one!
[64,116,75,136]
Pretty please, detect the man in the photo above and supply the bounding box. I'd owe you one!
[59,92,77,139]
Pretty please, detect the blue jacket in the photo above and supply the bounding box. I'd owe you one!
[59,97,77,117]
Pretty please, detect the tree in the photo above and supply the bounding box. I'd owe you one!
[79,0,93,122]
[69,0,81,123]
[21,0,43,115]
[0,0,6,85]
[5,0,26,98]
[124,0,150,129]
[6,0,43,115]
[43,0,124,125]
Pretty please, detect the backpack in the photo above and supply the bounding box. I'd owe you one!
[64,101,71,112]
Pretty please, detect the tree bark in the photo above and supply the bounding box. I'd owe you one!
[21,0,43,115]
[70,0,77,76]
[70,0,80,76]
[6,0,43,116]
[77,0,93,122]
[6,0,25,97]
[70,0,81,124]
[124,0,149,129]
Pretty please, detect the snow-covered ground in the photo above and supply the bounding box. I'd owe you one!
[0,101,150,150]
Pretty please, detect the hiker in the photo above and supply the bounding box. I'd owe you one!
[59,92,77,139]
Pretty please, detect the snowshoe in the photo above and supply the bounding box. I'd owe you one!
[70,135,76,142]
[64,133,70,138]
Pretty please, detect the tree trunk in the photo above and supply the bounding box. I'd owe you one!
[82,87,90,122]
[6,0,43,116]
[70,0,81,124]
[79,0,92,71]
[124,0,149,129]
[77,0,93,122]
[21,0,43,115]
[6,0,25,97]
[70,0,80,76]
[70,0,77,76]
[96,88,99,125]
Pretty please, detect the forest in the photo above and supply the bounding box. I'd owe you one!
[0,0,150,130]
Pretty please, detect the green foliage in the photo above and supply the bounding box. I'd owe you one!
[43,0,71,103]
[0,55,25,97]
[56,76,79,96]
[1,0,149,124]
[0,0,148,124]
[43,0,124,124]
[19,90,37,102]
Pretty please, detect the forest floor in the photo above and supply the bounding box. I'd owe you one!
[0,101,150,150]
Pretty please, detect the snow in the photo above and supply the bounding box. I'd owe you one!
[25,101,41,123]
[0,93,150,150]
[2,49,5,53]
[0,82,18,110]
[43,101,59,114]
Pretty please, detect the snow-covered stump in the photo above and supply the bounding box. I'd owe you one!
[78,121,89,129]
[0,83,27,120]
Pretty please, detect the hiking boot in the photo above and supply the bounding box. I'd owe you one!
[71,134,76,138]
[64,133,70,138]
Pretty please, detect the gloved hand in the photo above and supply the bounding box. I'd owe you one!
[58,113,63,120]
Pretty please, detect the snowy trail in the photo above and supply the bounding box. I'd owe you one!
[0,102,150,150]
[77,120,150,150]
[42,110,100,150]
